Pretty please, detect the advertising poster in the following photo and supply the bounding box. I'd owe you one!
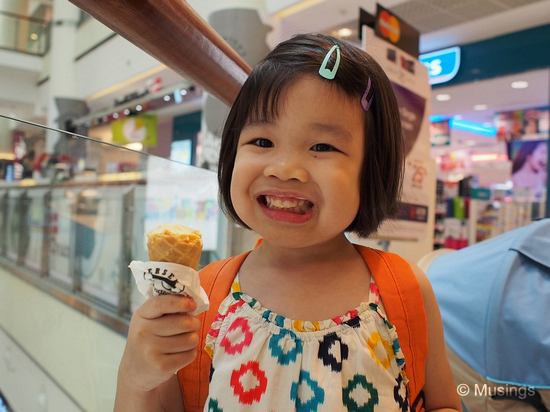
[509,139,548,201]
[353,25,435,262]
[392,82,427,156]
[112,115,158,147]
[430,119,451,146]
[495,107,549,141]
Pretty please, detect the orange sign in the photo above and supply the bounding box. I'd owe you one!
[374,4,419,57]
[378,10,401,44]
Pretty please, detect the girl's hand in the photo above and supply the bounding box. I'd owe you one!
[117,295,201,392]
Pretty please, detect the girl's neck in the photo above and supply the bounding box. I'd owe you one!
[253,234,357,271]
[238,234,371,321]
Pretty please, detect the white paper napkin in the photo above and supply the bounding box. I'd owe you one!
[128,260,209,315]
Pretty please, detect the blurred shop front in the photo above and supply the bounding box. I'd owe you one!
[426,24,549,250]
[75,76,203,169]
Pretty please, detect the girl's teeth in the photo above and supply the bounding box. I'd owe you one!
[264,196,311,213]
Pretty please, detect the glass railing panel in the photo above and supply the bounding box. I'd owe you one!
[0,188,7,256]
[6,188,23,262]
[0,114,227,411]
[129,184,148,312]
[0,114,225,320]
[24,187,49,273]
[0,11,50,55]
[48,187,79,288]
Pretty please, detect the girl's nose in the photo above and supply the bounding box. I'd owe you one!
[263,158,309,182]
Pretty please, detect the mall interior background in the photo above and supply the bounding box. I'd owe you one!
[0,0,549,411]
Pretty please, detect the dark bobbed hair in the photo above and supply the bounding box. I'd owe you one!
[218,33,404,237]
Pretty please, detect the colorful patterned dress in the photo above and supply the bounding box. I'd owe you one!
[204,274,410,411]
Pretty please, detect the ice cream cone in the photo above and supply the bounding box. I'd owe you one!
[147,224,202,269]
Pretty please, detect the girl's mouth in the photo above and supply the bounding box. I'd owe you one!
[257,195,315,224]
[257,195,314,215]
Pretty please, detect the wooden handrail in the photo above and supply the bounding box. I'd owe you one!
[69,0,251,106]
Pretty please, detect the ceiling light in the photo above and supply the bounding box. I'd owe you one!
[511,80,528,89]
[471,153,506,162]
[163,95,171,101]
[136,104,143,111]
[123,109,130,115]
[180,89,188,96]
[124,143,144,151]
[30,33,38,40]
[474,104,487,111]
[336,28,353,38]
[113,112,119,119]
[436,94,451,102]
[451,119,496,136]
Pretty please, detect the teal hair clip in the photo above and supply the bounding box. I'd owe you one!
[318,45,341,80]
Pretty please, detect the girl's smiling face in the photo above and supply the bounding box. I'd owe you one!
[230,75,365,248]
[528,142,548,173]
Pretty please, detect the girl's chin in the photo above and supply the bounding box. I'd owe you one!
[254,228,349,249]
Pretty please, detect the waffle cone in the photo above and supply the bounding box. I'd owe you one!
[147,224,202,269]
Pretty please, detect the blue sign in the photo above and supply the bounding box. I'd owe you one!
[420,46,460,85]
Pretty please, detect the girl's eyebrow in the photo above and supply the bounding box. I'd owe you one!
[243,121,274,129]
[309,122,352,139]
[243,121,352,140]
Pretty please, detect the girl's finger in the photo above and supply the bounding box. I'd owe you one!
[138,295,197,319]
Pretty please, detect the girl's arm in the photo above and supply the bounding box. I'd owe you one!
[158,375,185,412]
[114,374,183,412]
[113,294,198,412]
[411,264,462,412]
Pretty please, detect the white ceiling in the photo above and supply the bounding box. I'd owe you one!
[390,0,546,34]
[431,68,550,124]
[272,0,550,52]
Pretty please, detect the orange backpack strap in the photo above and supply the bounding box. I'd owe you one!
[177,251,251,412]
[356,245,428,412]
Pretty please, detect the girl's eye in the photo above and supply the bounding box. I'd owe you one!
[311,143,337,152]
[250,138,273,148]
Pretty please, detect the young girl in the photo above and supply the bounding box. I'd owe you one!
[115,34,461,412]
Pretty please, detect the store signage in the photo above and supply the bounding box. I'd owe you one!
[471,188,491,200]
[114,89,149,106]
[374,4,419,57]
[419,47,461,85]
[112,115,158,147]
[358,8,375,37]
[395,201,429,223]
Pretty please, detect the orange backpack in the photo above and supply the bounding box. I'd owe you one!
[177,245,428,411]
